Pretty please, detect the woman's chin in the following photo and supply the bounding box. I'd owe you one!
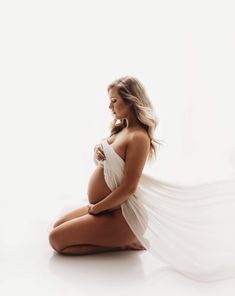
[112,113,122,120]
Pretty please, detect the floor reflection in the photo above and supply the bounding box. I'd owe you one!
[49,250,146,291]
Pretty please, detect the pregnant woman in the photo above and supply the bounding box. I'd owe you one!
[49,76,157,254]
[49,76,235,282]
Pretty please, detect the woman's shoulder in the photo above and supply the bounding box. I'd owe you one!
[124,128,150,168]
[126,128,150,150]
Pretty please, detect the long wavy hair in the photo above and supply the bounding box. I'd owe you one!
[107,76,161,161]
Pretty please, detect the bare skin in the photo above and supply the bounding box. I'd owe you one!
[49,87,149,255]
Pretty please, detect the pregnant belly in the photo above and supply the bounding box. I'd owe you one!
[87,165,112,204]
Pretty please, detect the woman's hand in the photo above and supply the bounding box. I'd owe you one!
[94,144,106,161]
[88,204,99,215]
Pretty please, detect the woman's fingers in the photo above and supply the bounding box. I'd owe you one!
[97,146,104,154]
[98,148,105,160]
[97,146,105,160]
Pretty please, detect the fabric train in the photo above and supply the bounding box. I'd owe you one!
[101,138,235,281]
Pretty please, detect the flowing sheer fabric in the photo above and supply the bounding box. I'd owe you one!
[101,138,235,281]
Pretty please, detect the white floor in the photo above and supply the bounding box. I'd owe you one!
[1,196,235,296]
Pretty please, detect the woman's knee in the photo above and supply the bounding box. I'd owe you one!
[53,219,65,229]
[49,229,64,253]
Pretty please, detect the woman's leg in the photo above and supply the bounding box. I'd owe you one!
[59,244,125,255]
[61,243,145,255]
[53,204,89,228]
[49,209,145,255]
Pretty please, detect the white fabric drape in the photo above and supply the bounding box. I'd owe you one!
[101,138,235,282]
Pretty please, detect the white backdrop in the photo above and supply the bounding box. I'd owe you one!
[0,0,235,213]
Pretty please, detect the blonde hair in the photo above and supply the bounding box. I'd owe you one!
[107,76,161,161]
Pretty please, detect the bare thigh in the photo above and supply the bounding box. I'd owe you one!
[49,209,138,252]
[53,205,89,228]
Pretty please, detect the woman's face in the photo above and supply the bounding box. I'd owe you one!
[108,87,131,119]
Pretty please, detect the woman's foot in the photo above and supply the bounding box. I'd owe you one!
[124,239,146,251]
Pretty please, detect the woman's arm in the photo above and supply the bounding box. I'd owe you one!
[90,132,150,215]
